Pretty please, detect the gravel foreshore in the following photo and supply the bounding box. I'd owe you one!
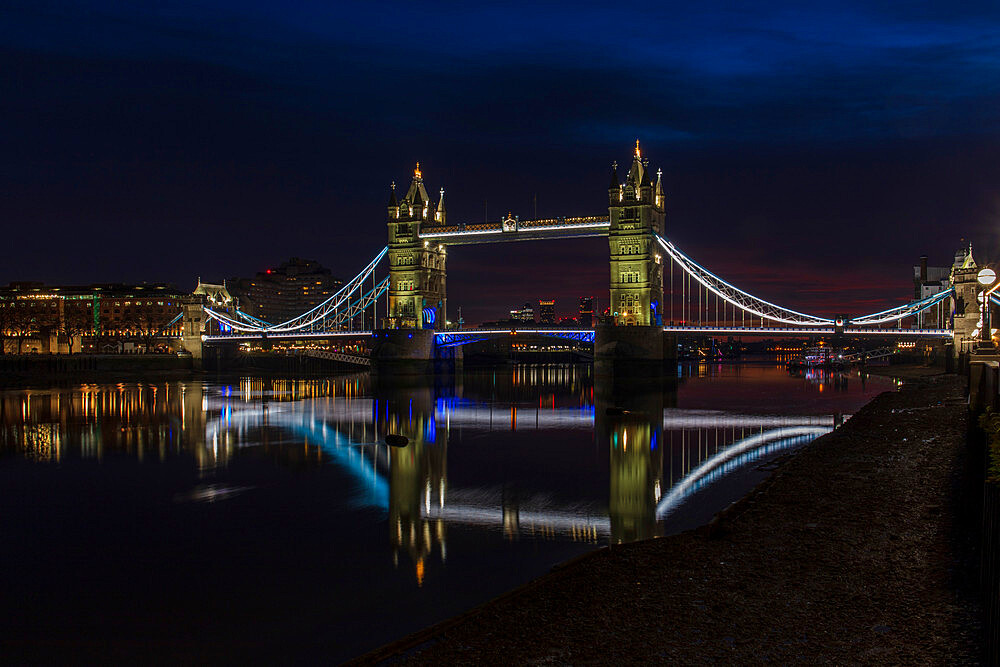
[358,373,983,664]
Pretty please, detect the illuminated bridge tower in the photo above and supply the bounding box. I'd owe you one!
[608,141,665,327]
[596,142,671,363]
[951,243,981,355]
[385,163,448,330]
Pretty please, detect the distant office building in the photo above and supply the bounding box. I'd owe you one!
[538,299,556,325]
[510,302,535,323]
[913,255,951,329]
[0,282,189,353]
[913,255,950,299]
[229,258,342,325]
[579,296,594,327]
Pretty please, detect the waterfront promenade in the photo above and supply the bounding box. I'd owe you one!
[360,372,982,664]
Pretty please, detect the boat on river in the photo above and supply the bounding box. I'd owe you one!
[786,346,846,370]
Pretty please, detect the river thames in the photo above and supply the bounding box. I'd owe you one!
[0,361,894,662]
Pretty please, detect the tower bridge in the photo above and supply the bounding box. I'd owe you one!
[188,142,981,366]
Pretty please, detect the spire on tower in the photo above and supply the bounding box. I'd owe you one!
[627,140,645,187]
[963,242,977,269]
[402,162,430,208]
[608,161,619,189]
[435,187,447,223]
[388,181,397,207]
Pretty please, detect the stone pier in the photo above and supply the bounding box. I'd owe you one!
[595,325,676,365]
[370,329,461,375]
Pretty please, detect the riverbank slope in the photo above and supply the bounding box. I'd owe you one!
[360,374,981,664]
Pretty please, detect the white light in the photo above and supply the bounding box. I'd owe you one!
[979,268,996,285]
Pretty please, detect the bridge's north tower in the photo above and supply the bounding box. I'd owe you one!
[385,164,448,329]
[607,141,665,326]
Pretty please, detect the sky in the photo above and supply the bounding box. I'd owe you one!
[2,1,1000,324]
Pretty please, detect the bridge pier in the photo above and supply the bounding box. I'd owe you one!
[370,329,462,375]
[178,302,204,368]
[595,325,676,366]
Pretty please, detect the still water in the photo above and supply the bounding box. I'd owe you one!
[0,362,893,662]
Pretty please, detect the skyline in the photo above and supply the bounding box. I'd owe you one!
[4,2,1000,324]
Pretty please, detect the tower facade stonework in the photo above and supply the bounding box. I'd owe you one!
[385,164,448,329]
[951,244,980,353]
[607,142,665,326]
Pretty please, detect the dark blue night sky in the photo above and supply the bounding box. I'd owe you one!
[3,1,1000,322]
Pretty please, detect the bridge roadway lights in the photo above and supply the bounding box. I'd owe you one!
[370,329,461,375]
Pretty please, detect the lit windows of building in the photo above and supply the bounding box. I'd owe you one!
[579,296,595,327]
[538,300,556,325]
[510,303,535,323]
[228,258,342,325]
[0,282,188,353]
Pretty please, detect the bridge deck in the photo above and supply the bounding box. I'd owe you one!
[661,325,953,338]
[202,325,953,344]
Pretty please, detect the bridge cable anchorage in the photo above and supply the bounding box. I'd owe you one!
[202,247,388,334]
[847,288,954,326]
[655,236,834,326]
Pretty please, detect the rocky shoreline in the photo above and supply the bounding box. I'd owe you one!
[357,372,982,664]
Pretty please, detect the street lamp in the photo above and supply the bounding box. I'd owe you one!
[977,267,997,346]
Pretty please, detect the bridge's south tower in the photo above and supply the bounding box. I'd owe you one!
[385,164,448,329]
[607,141,665,326]
[951,244,980,354]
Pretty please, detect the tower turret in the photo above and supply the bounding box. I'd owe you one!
[435,187,447,225]
[387,181,397,212]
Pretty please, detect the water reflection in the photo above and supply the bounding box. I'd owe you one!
[0,364,882,584]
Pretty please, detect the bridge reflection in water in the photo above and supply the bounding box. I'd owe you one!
[0,365,847,584]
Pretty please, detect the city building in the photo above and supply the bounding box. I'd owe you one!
[912,254,954,329]
[510,302,534,323]
[913,255,951,299]
[579,296,595,327]
[0,282,190,353]
[228,257,342,325]
[538,299,556,325]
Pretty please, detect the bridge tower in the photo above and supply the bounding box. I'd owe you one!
[178,300,204,365]
[608,141,665,326]
[596,142,671,363]
[951,243,981,354]
[385,164,448,330]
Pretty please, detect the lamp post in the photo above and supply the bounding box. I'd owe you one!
[977,267,997,347]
